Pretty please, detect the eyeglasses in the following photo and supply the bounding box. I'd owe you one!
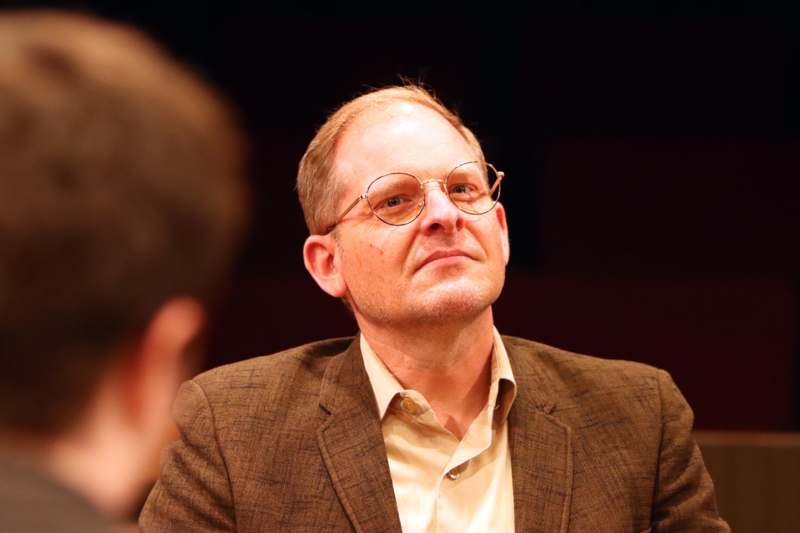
[325,161,504,233]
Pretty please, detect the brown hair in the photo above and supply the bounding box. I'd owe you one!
[0,11,248,435]
[296,84,484,235]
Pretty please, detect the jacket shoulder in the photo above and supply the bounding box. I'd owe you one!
[501,334,673,425]
[502,334,666,386]
[185,337,355,416]
[193,337,354,387]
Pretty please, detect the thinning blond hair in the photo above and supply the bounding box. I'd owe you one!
[296,84,484,235]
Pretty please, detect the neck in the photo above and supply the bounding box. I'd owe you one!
[357,308,496,438]
[42,423,143,518]
[5,390,147,519]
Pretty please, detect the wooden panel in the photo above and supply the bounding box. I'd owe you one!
[696,431,800,533]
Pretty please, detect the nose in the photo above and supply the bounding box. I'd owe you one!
[418,179,464,234]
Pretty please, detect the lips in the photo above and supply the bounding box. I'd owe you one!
[417,249,473,271]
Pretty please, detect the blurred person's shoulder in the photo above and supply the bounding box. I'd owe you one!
[0,455,112,533]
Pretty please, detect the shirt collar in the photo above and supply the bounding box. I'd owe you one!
[360,334,403,419]
[361,327,517,422]
[490,326,518,423]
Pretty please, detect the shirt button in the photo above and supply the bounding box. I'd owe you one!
[446,462,468,480]
[400,397,422,415]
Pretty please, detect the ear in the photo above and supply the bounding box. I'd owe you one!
[123,298,205,432]
[494,202,510,265]
[303,233,348,298]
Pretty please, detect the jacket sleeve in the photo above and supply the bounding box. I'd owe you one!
[139,379,236,533]
[651,369,730,532]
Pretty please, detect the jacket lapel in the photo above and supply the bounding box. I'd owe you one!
[505,338,574,533]
[317,338,402,533]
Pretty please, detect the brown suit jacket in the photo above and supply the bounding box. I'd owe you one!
[140,336,729,532]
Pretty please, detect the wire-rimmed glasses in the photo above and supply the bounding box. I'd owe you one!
[325,161,504,233]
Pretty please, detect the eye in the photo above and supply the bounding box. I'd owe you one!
[376,194,413,210]
[449,182,479,199]
[386,196,404,208]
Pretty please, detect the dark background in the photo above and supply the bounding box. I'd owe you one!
[6,1,799,431]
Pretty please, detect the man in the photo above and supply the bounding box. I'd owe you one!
[142,85,729,532]
[0,11,247,533]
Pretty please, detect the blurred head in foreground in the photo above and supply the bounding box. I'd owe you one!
[0,9,247,523]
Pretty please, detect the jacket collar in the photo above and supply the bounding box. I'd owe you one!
[505,336,574,533]
[317,338,403,532]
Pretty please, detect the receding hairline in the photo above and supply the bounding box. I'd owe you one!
[297,84,485,235]
[335,89,479,150]
[331,99,482,180]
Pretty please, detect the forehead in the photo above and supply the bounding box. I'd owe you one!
[332,102,478,191]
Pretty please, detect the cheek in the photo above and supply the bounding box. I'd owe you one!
[366,227,413,263]
[471,222,504,254]
[344,236,391,274]
[341,227,414,277]
[368,242,385,256]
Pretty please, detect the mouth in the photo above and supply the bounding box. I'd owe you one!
[417,250,473,271]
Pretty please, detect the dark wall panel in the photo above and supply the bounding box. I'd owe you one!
[5,2,799,429]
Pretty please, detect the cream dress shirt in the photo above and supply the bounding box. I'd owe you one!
[360,327,517,533]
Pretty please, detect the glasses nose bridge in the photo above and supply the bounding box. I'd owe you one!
[417,175,461,221]
[419,176,447,197]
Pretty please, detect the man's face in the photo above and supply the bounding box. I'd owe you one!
[329,102,509,326]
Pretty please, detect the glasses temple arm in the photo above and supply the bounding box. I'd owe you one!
[489,171,504,196]
[325,194,366,233]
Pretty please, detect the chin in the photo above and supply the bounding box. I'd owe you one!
[413,280,501,319]
[351,275,505,326]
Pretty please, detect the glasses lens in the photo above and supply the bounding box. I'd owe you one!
[446,162,501,215]
[366,173,423,225]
